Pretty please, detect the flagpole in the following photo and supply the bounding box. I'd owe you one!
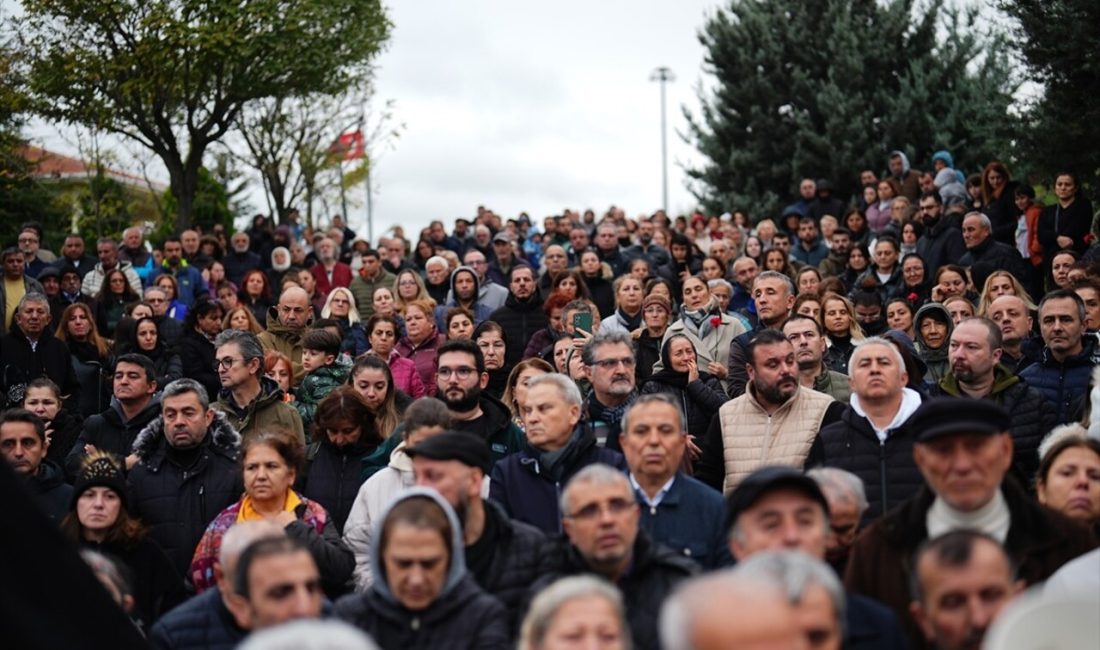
[338,161,348,228]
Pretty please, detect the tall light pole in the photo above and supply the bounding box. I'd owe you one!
[650,66,675,214]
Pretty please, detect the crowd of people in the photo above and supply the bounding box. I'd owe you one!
[2,151,1100,650]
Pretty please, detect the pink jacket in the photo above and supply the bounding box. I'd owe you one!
[387,351,427,398]
[394,332,445,397]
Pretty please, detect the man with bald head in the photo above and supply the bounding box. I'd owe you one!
[537,244,569,297]
[258,286,312,385]
[986,295,1039,373]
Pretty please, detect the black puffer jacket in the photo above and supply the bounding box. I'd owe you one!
[489,293,548,370]
[301,438,377,535]
[0,323,79,406]
[126,411,243,577]
[65,395,162,479]
[531,532,698,650]
[334,488,510,650]
[932,365,1056,487]
[28,458,73,523]
[173,328,221,400]
[148,586,245,650]
[472,501,556,633]
[809,392,927,522]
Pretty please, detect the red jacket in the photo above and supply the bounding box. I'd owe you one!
[311,262,353,301]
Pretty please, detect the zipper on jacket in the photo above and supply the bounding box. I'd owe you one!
[878,438,888,514]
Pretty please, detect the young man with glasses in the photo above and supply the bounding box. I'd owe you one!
[434,339,523,465]
[529,464,697,650]
[212,329,304,442]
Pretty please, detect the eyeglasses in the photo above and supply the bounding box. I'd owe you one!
[213,357,243,371]
[437,366,477,380]
[147,298,166,304]
[18,237,38,244]
[566,497,636,521]
[591,357,636,370]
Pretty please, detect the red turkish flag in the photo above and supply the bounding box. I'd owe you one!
[331,130,365,160]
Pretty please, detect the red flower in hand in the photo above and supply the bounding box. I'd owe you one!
[907,292,919,302]
[710,316,722,327]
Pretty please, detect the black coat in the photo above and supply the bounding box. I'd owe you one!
[173,328,221,400]
[80,537,187,629]
[640,374,730,437]
[634,330,662,385]
[127,411,243,577]
[532,532,698,650]
[43,407,83,466]
[489,294,549,370]
[809,398,927,522]
[0,324,79,407]
[27,458,73,523]
[1037,196,1094,257]
[148,589,245,650]
[66,341,110,418]
[959,236,1030,286]
[582,273,615,319]
[65,395,162,479]
[914,214,967,278]
[981,181,1020,246]
[335,573,510,650]
[301,438,375,535]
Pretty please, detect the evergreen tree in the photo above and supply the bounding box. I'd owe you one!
[684,0,1017,218]
[998,0,1100,195]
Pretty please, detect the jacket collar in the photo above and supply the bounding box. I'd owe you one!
[131,410,242,463]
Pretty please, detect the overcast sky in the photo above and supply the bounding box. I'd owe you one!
[27,0,724,240]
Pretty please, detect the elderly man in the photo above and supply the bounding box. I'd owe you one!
[958,212,1029,285]
[811,337,925,521]
[222,232,262,288]
[536,244,569,297]
[733,552,846,650]
[729,256,759,314]
[212,329,303,441]
[0,293,77,399]
[933,317,1055,483]
[1,248,45,336]
[81,238,143,298]
[489,373,625,533]
[697,329,842,493]
[910,531,1024,650]
[621,394,731,569]
[486,232,520,286]
[488,265,547,369]
[784,315,851,403]
[407,431,552,631]
[727,271,796,396]
[533,464,696,650]
[150,522,287,649]
[1021,289,1100,424]
[258,286,312,384]
[0,408,72,522]
[583,330,638,452]
[807,467,869,575]
[144,286,183,341]
[309,237,352,302]
[987,295,1040,373]
[724,466,907,650]
[423,255,451,304]
[844,397,1095,648]
[179,229,211,268]
[128,379,243,576]
[119,226,154,281]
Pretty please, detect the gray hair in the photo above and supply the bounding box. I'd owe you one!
[143,286,166,299]
[238,620,379,650]
[963,211,992,232]
[16,292,50,314]
[161,378,211,410]
[707,278,733,295]
[660,569,786,650]
[214,329,265,368]
[734,551,847,640]
[560,463,631,517]
[806,467,869,514]
[581,329,635,367]
[847,336,905,376]
[218,520,286,576]
[519,576,631,650]
[753,270,795,296]
[527,373,583,409]
[623,393,687,433]
[425,255,448,270]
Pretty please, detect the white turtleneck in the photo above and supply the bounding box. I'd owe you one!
[926,489,1011,543]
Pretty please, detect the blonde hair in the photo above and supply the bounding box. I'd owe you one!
[821,292,865,341]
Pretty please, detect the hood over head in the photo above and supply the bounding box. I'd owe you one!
[889,150,911,175]
[914,302,953,349]
[447,265,481,304]
[368,487,466,605]
[931,150,955,169]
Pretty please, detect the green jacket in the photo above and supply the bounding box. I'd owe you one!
[294,356,352,427]
[213,376,304,443]
[814,369,852,404]
[257,308,306,384]
[349,270,397,320]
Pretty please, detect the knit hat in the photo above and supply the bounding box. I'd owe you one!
[71,450,128,510]
[642,294,671,315]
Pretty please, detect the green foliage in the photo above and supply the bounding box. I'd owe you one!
[684,0,1018,218]
[15,0,392,230]
[998,0,1100,195]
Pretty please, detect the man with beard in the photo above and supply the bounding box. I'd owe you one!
[697,329,843,493]
[622,219,670,269]
[434,339,524,465]
[915,192,966,275]
[932,318,1054,485]
[818,228,853,278]
[582,330,637,452]
[987,295,1040,373]
[127,378,243,576]
[488,265,547,370]
[852,290,887,337]
[223,232,262,288]
[783,315,851,403]
[308,237,352,303]
[407,431,554,632]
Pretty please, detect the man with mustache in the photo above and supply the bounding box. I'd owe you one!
[582,330,638,453]
[697,329,844,493]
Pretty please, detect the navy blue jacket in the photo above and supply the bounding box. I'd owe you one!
[847,593,910,650]
[148,589,245,650]
[633,472,732,569]
[1020,338,1100,425]
[489,427,627,534]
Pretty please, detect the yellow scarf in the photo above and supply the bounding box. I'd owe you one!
[236,490,302,523]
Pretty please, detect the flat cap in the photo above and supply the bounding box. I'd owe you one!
[404,431,492,473]
[909,397,1011,443]
[725,466,828,528]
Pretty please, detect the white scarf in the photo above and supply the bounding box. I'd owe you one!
[927,489,1010,543]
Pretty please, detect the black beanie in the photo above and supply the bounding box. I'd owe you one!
[71,451,128,511]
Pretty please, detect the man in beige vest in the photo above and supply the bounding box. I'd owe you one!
[696,329,843,494]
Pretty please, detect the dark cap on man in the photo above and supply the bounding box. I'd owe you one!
[405,431,492,474]
[492,232,513,244]
[725,466,829,528]
[909,397,1011,443]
